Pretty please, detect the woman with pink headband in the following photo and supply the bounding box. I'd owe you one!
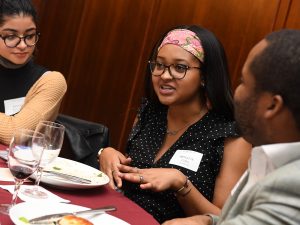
[99,25,251,223]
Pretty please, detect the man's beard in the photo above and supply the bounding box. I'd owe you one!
[234,96,257,145]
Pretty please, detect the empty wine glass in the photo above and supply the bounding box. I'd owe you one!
[22,121,65,199]
[0,129,45,214]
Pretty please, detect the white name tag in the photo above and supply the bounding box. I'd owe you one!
[169,150,203,172]
[4,97,25,116]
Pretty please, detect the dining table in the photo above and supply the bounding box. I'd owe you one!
[0,146,159,225]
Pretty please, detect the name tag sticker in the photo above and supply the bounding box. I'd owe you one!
[169,150,203,172]
[4,97,25,116]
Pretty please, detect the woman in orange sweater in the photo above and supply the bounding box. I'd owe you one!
[0,0,67,145]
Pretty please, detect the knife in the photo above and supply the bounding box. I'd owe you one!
[42,170,92,184]
[28,205,117,224]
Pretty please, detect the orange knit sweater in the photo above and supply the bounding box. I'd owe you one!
[0,71,67,145]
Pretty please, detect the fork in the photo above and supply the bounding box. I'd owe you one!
[42,170,92,184]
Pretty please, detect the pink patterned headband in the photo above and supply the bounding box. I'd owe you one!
[158,29,204,63]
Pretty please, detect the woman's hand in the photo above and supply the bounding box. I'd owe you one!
[117,165,186,192]
[162,215,212,225]
[99,147,131,189]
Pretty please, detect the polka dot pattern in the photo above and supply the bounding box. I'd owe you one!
[123,100,238,223]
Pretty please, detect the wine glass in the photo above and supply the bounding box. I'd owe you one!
[0,129,45,215]
[22,121,65,199]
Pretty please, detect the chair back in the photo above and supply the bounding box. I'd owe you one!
[55,114,109,169]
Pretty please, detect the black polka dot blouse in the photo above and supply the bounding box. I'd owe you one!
[122,99,239,223]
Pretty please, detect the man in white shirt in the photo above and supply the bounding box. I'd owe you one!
[162,29,300,225]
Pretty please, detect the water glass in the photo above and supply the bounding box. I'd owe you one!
[0,129,44,214]
[22,121,65,199]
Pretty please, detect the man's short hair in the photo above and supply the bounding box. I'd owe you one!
[250,29,300,129]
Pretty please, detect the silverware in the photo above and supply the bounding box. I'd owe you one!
[28,205,117,224]
[42,170,92,184]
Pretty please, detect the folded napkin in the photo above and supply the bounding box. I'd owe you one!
[0,185,70,203]
[0,168,32,182]
[0,168,14,181]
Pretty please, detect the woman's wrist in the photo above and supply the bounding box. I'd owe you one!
[174,176,192,197]
[172,170,187,190]
[97,147,107,161]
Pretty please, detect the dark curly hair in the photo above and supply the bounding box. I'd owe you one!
[250,29,300,129]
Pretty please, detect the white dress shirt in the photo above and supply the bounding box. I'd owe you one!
[233,142,300,201]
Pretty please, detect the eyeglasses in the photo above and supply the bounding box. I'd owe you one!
[148,61,200,80]
[0,33,40,48]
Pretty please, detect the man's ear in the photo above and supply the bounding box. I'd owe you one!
[264,95,284,118]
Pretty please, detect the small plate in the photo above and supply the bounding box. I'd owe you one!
[32,157,109,189]
[10,202,130,225]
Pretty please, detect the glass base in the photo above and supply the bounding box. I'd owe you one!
[0,204,11,215]
[22,186,48,199]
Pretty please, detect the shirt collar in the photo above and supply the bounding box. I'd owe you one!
[0,55,32,69]
[254,142,300,169]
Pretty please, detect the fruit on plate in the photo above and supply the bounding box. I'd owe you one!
[58,215,93,225]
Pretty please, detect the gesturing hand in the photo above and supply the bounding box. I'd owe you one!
[117,164,186,192]
[161,215,212,225]
[99,147,131,189]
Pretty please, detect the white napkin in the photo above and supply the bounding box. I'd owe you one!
[0,168,33,182]
[0,168,14,181]
[0,185,70,203]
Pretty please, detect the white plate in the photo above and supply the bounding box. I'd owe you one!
[10,202,130,225]
[32,157,109,189]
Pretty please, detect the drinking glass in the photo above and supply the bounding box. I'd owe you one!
[0,129,45,214]
[22,121,65,199]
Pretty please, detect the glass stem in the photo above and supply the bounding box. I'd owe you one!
[11,179,24,206]
[34,166,44,187]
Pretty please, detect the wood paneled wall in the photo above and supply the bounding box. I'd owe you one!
[31,0,300,151]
